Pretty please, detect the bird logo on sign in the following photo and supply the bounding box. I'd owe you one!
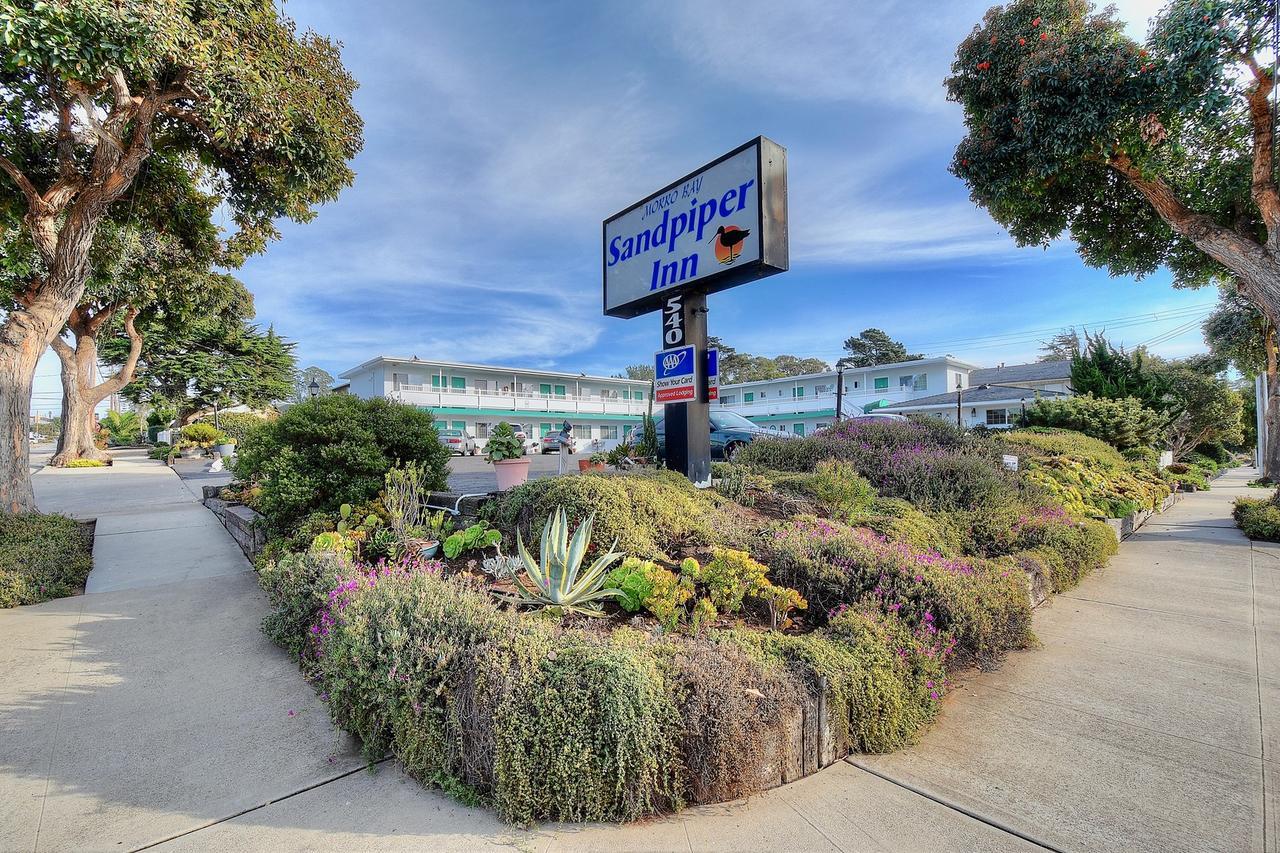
[709,225,750,264]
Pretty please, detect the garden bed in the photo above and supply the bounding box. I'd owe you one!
[0,514,95,607]
[233,404,1154,824]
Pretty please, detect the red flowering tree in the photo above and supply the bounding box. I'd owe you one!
[948,0,1280,472]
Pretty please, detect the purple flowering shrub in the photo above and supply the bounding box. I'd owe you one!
[739,418,1019,512]
[762,516,1032,667]
[1009,508,1117,592]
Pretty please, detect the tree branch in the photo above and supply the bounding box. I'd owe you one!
[0,154,44,213]
[92,309,143,399]
[1243,62,1280,248]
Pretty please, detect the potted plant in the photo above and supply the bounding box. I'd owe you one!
[213,430,236,458]
[485,422,530,489]
[580,452,607,472]
[180,422,221,456]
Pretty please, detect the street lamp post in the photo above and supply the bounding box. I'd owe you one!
[955,377,963,426]
[309,378,320,399]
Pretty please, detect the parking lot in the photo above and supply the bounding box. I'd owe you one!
[445,449,580,493]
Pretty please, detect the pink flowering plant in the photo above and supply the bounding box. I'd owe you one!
[763,515,1031,667]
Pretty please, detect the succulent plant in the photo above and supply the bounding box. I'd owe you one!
[507,508,623,616]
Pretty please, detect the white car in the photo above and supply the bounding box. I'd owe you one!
[437,429,478,455]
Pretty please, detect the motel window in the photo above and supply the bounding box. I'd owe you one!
[434,420,446,430]
[555,384,566,397]
[451,376,466,390]
[792,387,805,398]
[431,375,443,388]
[744,392,754,402]
[476,422,490,438]
[393,372,409,389]
[620,390,629,400]
[721,394,737,404]
[451,421,466,432]
[601,425,618,440]
[915,374,927,391]
[634,390,643,400]
[623,424,634,439]
[575,424,593,438]
[540,383,552,396]
[474,379,489,392]
[874,377,889,391]
[985,409,1009,426]
[816,422,831,431]
[815,384,831,395]
[793,423,805,436]
[899,375,913,389]
[852,380,860,389]
[540,423,552,437]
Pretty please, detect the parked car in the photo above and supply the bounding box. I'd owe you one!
[437,428,477,455]
[647,411,785,461]
[539,433,577,454]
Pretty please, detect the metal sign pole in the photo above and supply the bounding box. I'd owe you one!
[660,291,711,486]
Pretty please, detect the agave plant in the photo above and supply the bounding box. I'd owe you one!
[508,507,624,616]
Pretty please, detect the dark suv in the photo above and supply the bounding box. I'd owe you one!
[648,410,785,461]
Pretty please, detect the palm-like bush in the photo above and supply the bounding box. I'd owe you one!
[101,411,142,445]
[510,508,623,616]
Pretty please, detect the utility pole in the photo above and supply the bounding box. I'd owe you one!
[834,363,845,423]
[955,376,963,427]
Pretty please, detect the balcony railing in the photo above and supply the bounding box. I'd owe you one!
[390,386,647,417]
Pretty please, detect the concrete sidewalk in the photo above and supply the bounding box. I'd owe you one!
[0,457,1272,851]
[0,454,362,853]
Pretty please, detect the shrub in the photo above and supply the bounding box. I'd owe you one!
[859,497,960,556]
[148,443,171,460]
[1003,428,1170,519]
[726,606,943,754]
[736,417,969,473]
[209,412,267,445]
[181,421,223,447]
[1009,508,1117,591]
[0,514,93,607]
[234,395,450,532]
[1019,394,1164,449]
[761,516,1031,667]
[101,410,142,445]
[790,459,876,522]
[256,550,355,657]
[1235,497,1280,541]
[482,469,723,560]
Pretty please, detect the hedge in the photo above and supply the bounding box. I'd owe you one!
[0,514,93,608]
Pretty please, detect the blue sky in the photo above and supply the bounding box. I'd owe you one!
[30,0,1212,414]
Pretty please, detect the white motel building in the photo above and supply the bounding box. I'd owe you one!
[335,355,1074,450]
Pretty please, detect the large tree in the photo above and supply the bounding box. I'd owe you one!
[840,328,922,367]
[707,336,831,385]
[101,279,297,424]
[292,366,336,403]
[0,0,362,512]
[948,0,1279,473]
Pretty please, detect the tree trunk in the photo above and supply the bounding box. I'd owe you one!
[49,310,142,466]
[0,293,79,512]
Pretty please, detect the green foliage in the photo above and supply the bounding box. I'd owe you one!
[1019,394,1164,449]
[484,422,526,462]
[208,412,264,445]
[840,328,921,367]
[1164,367,1244,460]
[1235,497,1280,541]
[64,458,107,468]
[604,556,664,613]
[0,513,93,607]
[1070,335,1172,413]
[148,443,171,461]
[637,414,660,460]
[508,509,623,616]
[234,395,449,532]
[482,470,723,560]
[1002,428,1171,519]
[605,442,634,467]
[256,550,352,657]
[101,410,142,445]
[858,497,961,557]
[443,522,502,559]
[688,549,807,628]
[180,421,222,447]
[762,516,1031,667]
[807,460,877,522]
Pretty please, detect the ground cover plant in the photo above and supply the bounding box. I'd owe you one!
[1235,496,1280,542]
[252,417,1137,825]
[0,514,94,607]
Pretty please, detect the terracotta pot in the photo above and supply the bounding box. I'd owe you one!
[493,457,531,490]
[578,460,605,472]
